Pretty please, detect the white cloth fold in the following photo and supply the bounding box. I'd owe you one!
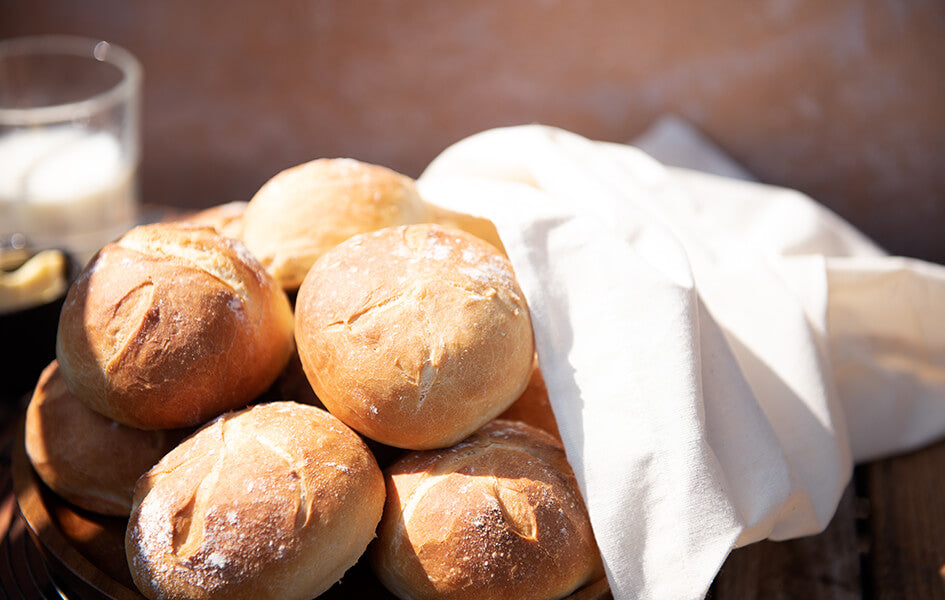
[415,123,945,600]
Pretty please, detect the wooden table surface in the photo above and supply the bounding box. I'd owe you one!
[713,447,945,599]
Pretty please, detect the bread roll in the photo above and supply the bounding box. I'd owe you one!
[498,357,561,440]
[371,420,603,600]
[179,201,248,240]
[24,361,187,516]
[426,203,506,255]
[126,402,385,600]
[0,248,68,314]
[295,224,534,450]
[56,223,294,429]
[254,348,321,408]
[242,158,430,290]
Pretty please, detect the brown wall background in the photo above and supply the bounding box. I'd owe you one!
[4,0,944,262]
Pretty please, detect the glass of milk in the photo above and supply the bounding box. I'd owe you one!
[0,35,141,266]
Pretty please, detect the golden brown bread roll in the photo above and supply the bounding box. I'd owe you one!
[426,203,507,255]
[24,361,188,516]
[498,357,561,440]
[179,201,248,240]
[295,223,535,450]
[371,420,604,600]
[253,347,322,408]
[242,158,430,290]
[126,401,385,600]
[56,223,294,429]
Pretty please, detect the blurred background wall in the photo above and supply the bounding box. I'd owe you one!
[3,0,944,261]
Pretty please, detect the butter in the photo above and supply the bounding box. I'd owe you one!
[0,249,67,314]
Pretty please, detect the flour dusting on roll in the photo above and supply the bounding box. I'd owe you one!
[295,223,535,450]
[125,402,385,600]
[371,420,603,600]
[56,223,294,429]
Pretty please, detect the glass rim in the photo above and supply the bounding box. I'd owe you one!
[0,35,142,125]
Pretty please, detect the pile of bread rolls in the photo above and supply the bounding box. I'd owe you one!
[23,158,603,600]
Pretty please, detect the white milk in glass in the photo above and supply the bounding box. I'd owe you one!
[0,125,137,265]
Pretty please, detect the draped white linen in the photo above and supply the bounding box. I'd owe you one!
[416,123,945,600]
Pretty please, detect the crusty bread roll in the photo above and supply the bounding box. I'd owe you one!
[242,158,430,290]
[498,357,561,440]
[24,361,187,516]
[126,402,385,600]
[254,347,322,408]
[295,223,534,450]
[179,201,248,240]
[426,203,506,255]
[371,420,603,600]
[56,223,294,429]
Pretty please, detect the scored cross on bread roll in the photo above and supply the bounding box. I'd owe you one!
[125,402,386,600]
[371,420,604,600]
[294,223,535,450]
[56,223,294,429]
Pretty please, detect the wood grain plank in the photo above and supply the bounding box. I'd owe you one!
[710,483,862,599]
[864,438,945,600]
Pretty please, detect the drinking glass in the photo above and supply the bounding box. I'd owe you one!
[0,35,142,265]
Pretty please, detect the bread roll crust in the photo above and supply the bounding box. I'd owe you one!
[56,223,294,429]
[498,358,561,440]
[24,361,186,516]
[371,420,603,600]
[426,203,506,255]
[180,201,248,240]
[126,402,386,600]
[243,158,430,290]
[295,224,534,450]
